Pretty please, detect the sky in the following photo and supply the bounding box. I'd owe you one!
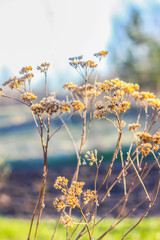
[0,0,159,86]
[0,0,126,85]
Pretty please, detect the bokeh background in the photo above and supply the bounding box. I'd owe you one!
[0,0,160,161]
[0,0,160,238]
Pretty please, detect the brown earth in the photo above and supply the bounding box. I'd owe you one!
[0,163,160,219]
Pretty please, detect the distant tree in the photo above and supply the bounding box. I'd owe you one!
[0,67,11,83]
[108,2,160,93]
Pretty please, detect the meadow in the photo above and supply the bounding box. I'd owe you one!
[0,217,160,240]
[1,54,160,239]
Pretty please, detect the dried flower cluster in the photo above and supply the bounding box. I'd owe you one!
[128,123,141,131]
[37,62,50,72]
[70,100,84,111]
[1,50,160,240]
[30,96,59,115]
[132,90,160,111]
[94,50,108,59]
[93,78,140,120]
[84,150,98,166]
[54,176,97,225]
[69,59,97,70]
[21,92,37,103]
[136,131,160,155]
[60,213,75,228]
[2,66,34,92]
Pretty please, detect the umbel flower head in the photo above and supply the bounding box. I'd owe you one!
[21,92,37,103]
[136,131,160,155]
[37,62,50,72]
[30,95,70,115]
[94,50,108,60]
[94,78,140,119]
[60,213,75,228]
[68,52,108,79]
[2,65,34,93]
[53,176,85,211]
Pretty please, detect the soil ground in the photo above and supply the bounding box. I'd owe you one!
[0,163,159,218]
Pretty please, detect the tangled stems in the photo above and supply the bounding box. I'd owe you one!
[53,55,160,239]
[1,51,160,240]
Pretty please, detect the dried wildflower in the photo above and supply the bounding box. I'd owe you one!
[118,101,130,112]
[83,189,97,204]
[95,102,105,111]
[69,55,83,61]
[106,97,130,113]
[63,82,78,91]
[140,91,155,100]
[94,102,107,119]
[132,91,140,99]
[84,150,98,166]
[110,78,139,94]
[69,58,97,70]
[60,102,70,113]
[60,213,75,228]
[54,176,68,190]
[133,91,155,102]
[94,110,108,119]
[66,193,79,208]
[139,143,152,155]
[30,103,43,115]
[37,62,50,72]
[54,178,85,209]
[71,100,84,111]
[31,96,60,115]
[96,80,113,92]
[53,197,65,211]
[94,50,108,59]
[72,84,100,98]
[64,181,85,208]
[128,123,141,131]
[71,181,85,196]
[93,110,106,119]
[137,132,152,143]
[2,76,19,89]
[19,66,33,74]
[21,92,37,102]
[153,144,159,152]
[152,132,160,144]
[2,73,33,91]
[148,98,160,110]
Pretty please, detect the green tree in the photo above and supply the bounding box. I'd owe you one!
[109,3,160,93]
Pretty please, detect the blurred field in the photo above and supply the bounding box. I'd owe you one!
[1,105,160,238]
[0,104,143,162]
[0,216,160,240]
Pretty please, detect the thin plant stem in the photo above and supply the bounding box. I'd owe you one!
[121,174,160,240]
[120,146,127,195]
[27,181,44,240]
[150,150,160,168]
[76,207,91,240]
[59,115,79,161]
[97,129,122,195]
[78,161,155,239]
[127,154,151,201]
[2,94,29,106]
[72,79,88,182]
[45,71,48,97]
[31,111,41,136]
[49,113,73,140]
[51,218,61,240]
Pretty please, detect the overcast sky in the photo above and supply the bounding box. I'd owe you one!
[0,0,159,85]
